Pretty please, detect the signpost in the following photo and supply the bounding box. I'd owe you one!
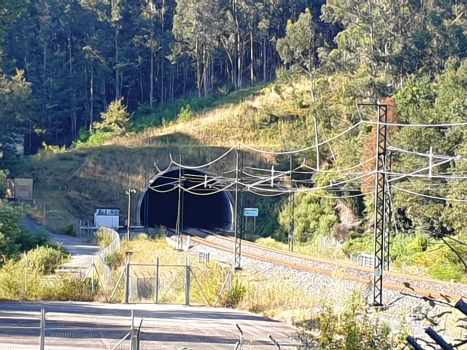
[243,208,259,235]
[243,208,259,217]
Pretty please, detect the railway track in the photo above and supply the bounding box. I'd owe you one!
[186,230,467,302]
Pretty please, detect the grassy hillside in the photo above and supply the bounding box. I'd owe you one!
[12,77,328,231]
[8,70,388,235]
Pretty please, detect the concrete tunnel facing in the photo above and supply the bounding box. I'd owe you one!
[138,168,235,231]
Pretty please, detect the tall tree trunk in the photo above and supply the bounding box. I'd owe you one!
[183,59,187,96]
[90,65,94,131]
[139,64,143,104]
[196,38,201,98]
[150,46,154,108]
[250,29,255,83]
[263,38,267,82]
[203,49,209,97]
[160,0,165,105]
[115,27,119,100]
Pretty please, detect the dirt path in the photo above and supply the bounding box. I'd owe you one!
[22,218,100,274]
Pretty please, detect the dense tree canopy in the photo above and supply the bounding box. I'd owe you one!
[0,0,464,154]
[1,0,467,251]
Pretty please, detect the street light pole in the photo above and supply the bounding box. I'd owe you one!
[126,188,136,241]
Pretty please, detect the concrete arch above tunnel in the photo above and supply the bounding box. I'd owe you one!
[138,167,234,230]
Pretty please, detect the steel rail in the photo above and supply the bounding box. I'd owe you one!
[189,233,463,300]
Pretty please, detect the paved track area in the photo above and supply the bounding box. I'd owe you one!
[0,301,299,349]
[22,218,100,274]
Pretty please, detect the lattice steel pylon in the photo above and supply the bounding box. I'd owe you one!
[288,156,295,251]
[372,103,390,307]
[234,145,244,269]
[383,152,393,271]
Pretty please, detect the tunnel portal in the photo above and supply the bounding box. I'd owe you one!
[138,168,234,230]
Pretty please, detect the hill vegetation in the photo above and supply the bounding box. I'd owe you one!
[1,0,467,283]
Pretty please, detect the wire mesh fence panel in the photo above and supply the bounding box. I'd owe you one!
[44,334,131,350]
[130,265,188,304]
[95,226,121,287]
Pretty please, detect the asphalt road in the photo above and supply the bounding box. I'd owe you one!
[0,301,299,349]
[10,220,300,349]
[22,218,100,274]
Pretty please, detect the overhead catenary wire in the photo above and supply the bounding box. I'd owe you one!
[392,185,467,203]
[238,121,363,155]
[145,111,467,205]
[169,145,237,169]
[361,120,467,128]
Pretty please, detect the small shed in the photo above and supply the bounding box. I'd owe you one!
[94,208,120,229]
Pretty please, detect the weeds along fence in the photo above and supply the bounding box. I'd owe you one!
[106,253,240,307]
[111,257,213,305]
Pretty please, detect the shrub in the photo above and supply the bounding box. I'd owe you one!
[15,231,50,252]
[59,222,75,236]
[95,230,114,248]
[41,274,94,301]
[27,246,66,274]
[294,290,406,350]
[178,104,193,122]
[104,251,123,269]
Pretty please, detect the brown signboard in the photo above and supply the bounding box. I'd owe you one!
[6,178,33,201]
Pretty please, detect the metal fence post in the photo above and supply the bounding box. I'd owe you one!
[130,310,135,350]
[185,258,191,306]
[268,334,282,350]
[125,252,133,304]
[39,308,45,350]
[91,257,95,295]
[155,257,160,304]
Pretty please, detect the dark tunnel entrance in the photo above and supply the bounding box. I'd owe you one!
[138,168,234,230]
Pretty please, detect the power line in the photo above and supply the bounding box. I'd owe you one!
[238,122,363,155]
[392,185,467,202]
[361,120,467,128]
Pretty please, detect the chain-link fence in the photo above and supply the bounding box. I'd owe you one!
[94,226,122,286]
[108,256,215,306]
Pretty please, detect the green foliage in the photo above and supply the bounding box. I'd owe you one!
[58,222,75,236]
[342,234,373,257]
[14,231,50,252]
[277,8,317,71]
[278,191,338,242]
[295,290,405,349]
[0,202,25,258]
[95,230,114,248]
[178,104,193,122]
[104,251,123,269]
[93,98,132,136]
[392,60,467,237]
[27,246,66,274]
[133,94,219,131]
[0,245,90,301]
[0,257,93,301]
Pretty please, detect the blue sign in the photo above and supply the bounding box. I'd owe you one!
[243,208,259,217]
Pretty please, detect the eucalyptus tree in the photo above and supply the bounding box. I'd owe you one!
[276,8,317,72]
[320,0,467,77]
[173,0,226,97]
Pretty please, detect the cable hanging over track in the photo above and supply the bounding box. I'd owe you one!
[144,102,467,306]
